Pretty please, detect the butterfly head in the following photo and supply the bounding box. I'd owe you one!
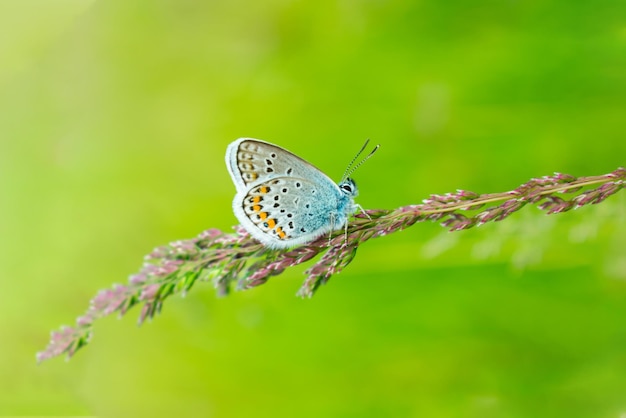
[339,177,358,198]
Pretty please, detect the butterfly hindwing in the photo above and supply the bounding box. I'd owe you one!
[236,176,346,247]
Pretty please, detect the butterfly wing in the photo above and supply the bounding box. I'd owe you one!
[226,138,337,191]
[225,138,353,248]
[237,176,352,248]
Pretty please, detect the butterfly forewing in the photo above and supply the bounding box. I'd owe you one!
[226,138,336,189]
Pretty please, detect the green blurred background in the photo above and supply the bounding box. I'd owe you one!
[1,0,625,416]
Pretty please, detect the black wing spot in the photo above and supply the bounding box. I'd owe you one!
[270,153,277,158]
[280,209,286,213]
[274,196,279,201]
[265,159,273,165]
[240,152,254,161]
[273,203,280,208]
[295,182,301,188]
[300,228,306,233]
[286,168,293,175]
[288,222,294,229]
[266,167,274,173]
[311,190,316,194]
[282,188,288,193]
[305,203,310,209]
[287,213,293,218]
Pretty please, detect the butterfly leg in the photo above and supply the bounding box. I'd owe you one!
[327,213,336,247]
[354,203,372,220]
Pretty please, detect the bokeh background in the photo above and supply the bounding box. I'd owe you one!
[1,0,625,417]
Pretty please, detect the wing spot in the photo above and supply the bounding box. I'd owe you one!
[287,213,293,218]
[259,212,268,220]
[280,209,286,213]
[286,168,293,175]
[288,221,294,229]
[270,153,277,158]
[265,159,273,165]
[295,182,301,188]
[282,188,288,193]
[300,227,306,233]
[274,196,279,201]
[276,227,286,239]
[266,167,274,173]
[249,196,262,203]
[252,205,262,212]
[259,186,270,194]
[305,204,310,208]
[242,143,260,152]
[266,219,276,229]
[273,203,280,208]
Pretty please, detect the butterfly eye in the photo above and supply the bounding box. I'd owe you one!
[339,178,358,196]
[340,182,355,195]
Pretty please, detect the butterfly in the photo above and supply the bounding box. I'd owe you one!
[225,138,378,249]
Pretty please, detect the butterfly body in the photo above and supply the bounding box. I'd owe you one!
[226,138,358,249]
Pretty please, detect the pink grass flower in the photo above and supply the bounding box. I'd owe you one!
[37,167,625,362]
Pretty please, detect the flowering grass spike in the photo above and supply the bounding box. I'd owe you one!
[37,167,625,362]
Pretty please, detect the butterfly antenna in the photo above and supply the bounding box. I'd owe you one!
[341,139,370,182]
[344,142,380,180]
